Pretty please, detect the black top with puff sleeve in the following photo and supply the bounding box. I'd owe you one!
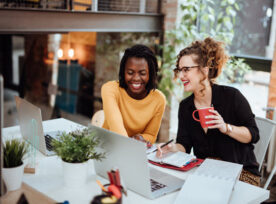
[176,84,260,176]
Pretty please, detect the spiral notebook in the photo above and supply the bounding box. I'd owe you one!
[174,159,243,204]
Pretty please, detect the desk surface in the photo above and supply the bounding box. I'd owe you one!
[2,118,270,204]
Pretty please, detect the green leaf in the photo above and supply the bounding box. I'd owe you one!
[227,0,235,5]
[3,139,28,168]
[234,3,239,10]
[51,128,105,163]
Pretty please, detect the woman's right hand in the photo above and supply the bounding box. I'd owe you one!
[156,143,186,158]
[156,143,174,158]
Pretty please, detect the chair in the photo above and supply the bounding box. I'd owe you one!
[264,163,276,189]
[254,116,276,188]
[91,110,104,127]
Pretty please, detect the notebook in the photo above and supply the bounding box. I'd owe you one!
[174,159,243,204]
[91,125,185,199]
[147,151,196,168]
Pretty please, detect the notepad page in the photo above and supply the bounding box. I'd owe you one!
[147,151,195,167]
[162,152,196,167]
[174,174,234,204]
[147,152,175,163]
[195,159,243,181]
[174,159,243,204]
[146,144,157,154]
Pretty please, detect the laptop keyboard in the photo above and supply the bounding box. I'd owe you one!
[45,134,54,151]
[150,179,167,192]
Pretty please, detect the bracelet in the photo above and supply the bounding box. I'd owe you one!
[225,123,233,134]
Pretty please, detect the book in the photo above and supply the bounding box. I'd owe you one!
[147,151,196,168]
[174,159,243,204]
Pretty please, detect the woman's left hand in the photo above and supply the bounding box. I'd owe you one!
[205,109,227,134]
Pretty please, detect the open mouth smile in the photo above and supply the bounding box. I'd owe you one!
[182,80,190,86]
[130,83,143,90]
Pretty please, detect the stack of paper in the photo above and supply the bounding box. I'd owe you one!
[174,159,243,204]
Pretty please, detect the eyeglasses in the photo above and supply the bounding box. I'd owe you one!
[173,65,200,75]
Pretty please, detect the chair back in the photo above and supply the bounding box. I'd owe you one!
[91,110,105,127]
[254,116,276,172]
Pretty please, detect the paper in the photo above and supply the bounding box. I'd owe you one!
[146,144,157,154]
[174,159,243,204]
[195,159,243,181]
[147,151,196,168]
[175,174,234,204]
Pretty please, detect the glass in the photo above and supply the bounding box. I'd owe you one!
[173,65,200,75]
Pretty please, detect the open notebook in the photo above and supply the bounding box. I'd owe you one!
[147,151,196,168]
[174,159,243,204]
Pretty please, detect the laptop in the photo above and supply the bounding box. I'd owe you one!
[91,125,185,199]
[14,96,59,156]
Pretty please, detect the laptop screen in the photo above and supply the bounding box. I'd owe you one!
[91,125,152,198]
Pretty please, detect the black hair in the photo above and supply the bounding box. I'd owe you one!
[119,44,158,92]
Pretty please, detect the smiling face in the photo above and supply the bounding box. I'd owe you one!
[178,54,206,92]
[124,57,149,99]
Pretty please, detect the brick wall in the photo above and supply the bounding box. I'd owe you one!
[24,35,49,104]
[268,33,276,118]
[162,0,178,30]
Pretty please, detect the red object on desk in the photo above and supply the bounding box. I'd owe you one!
[149,158,204,171]
[108,184,122,199]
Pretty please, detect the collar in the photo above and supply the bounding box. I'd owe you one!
[187,83,222,110]
[211,83,222,108]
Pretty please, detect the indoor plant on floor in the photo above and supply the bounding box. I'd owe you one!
[51,128,105,187]
[2,139,28,191]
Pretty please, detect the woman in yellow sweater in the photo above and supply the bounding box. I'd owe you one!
[101,44,166,144]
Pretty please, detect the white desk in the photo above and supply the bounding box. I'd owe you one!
[3,118,270,204]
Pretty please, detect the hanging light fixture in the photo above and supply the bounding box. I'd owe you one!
[57,48,63,59]
[68,48,74,59]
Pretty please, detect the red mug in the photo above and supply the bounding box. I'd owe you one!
[192,107,215,128]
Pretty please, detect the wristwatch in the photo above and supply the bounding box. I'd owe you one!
[226,123,233,134]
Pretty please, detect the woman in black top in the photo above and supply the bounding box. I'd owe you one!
[157,37,260,186]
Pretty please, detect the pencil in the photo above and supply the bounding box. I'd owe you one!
[152,139,174,153]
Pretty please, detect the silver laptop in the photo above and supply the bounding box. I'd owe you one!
[14,96,59,156]
[91,125,185,199]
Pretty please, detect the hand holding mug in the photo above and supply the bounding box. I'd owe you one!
[205,109,227,133]
[192,107,215,128]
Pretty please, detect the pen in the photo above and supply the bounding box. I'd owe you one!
[152,139,174,153]
[96,180,108,192]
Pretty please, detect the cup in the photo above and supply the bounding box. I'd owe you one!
[192,107,215,128]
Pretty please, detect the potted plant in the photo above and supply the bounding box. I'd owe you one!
[2,139,28,191]
[51,128,105,187]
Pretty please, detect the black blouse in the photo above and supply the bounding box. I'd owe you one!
[176,84,260,176]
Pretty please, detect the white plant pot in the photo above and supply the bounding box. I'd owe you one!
[2,163,24,191]
[62,160,88,188]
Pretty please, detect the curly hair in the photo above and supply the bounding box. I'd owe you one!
[119,44,158,92]
[176,37,228,95]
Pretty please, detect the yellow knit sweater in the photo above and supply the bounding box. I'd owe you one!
[101,81,166,144]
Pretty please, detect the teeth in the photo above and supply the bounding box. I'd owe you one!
[132,84,141,88]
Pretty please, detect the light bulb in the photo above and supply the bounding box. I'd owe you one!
[57,49,63,58]
[68,48,74,58]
